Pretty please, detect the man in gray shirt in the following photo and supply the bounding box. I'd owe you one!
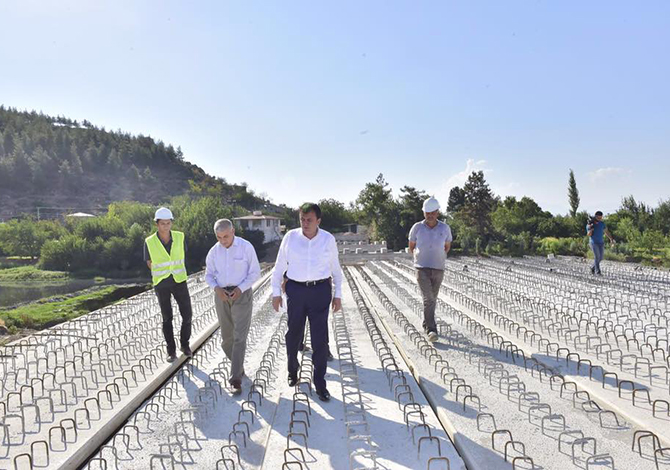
[408,196,452,342]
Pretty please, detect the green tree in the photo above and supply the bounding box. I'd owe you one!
[355,174,403,249]
[568,169,580,217]
[317,198,354,233]
[460,171,497,244]
[356,174,393,226]
[30,146,57,189]
[492,196,550,239]
[652,199,670,235]
[239,228,267,260]
[10,147,32,188]
[0,218,42,258]
[72,216,125,241]
[40,234,92,271]
[613,217,640,244]
[447,186,466,213]
[618,195,652,231]
[398,185,428,242]
[171,196,237,269]
[107,201,154,229]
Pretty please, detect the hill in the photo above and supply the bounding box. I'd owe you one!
[0,106,275,219]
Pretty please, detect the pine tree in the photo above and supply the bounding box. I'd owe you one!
[447,186,466,213]
[461,171,496,239]
[11,146,33,186]
[568,169,580,218]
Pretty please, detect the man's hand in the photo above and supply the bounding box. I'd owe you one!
[229,287,242,301]
[214,287,228,302]
[332,297,342,312]
[272,296,283,312]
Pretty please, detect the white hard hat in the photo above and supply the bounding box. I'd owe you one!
[422,197,440,213]
[154,207,174,221]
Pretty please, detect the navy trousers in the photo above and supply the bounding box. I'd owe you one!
[285,280,331,391]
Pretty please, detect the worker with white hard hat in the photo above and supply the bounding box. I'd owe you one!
[408,196,452,342]
[144,207,193,362]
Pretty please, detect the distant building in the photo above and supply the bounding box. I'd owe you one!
[66,212,96,218]
[234,211,283,242]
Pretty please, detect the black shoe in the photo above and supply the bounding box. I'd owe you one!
[288,373,298,387]
[327,351,334,362]
[181,346,193,357]
[590,266,596,275]
[316,388,331,402]
[167,353,177,363]
[229,379,242,395]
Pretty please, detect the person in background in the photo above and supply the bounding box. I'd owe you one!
[144,207,192,362]
[205,218,260,395]
[586,211,615,275]
[408,196,452,343]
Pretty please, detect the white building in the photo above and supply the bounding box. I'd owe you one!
[234,211,283,242]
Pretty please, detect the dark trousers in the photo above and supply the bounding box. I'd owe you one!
[155,281,192,355]
[417,268,444,333]
[285,280,331,391]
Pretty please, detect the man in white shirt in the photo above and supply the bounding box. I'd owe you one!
[205,218,261,395]
[272,203,343,402]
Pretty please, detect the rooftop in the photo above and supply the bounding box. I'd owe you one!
[234,210,281,220]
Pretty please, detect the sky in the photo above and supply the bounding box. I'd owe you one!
[1,1,669,215]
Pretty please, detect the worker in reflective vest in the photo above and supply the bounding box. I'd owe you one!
[144,207,193,362]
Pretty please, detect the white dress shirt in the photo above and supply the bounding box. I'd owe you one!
[271,228,343,298]
[205,236,261,293]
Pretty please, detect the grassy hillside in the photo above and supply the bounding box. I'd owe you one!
[0,106,274,219]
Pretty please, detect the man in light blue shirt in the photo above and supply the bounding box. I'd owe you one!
[205,218,261,394]
[408,197,452,342]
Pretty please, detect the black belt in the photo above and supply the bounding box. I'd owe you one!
[222,285,238,292]
[288,277,331,287]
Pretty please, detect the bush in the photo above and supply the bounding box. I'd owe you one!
[537,237,588,256]
[100,236,135,271]
[40,234,94,271]
[485,241,504,256]
[72,217,125,241]
[107,201,155,229]
[0,218,54,259]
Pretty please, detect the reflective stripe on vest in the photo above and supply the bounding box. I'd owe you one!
[145,231,187,286]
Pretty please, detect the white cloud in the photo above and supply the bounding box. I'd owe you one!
[442,159,491,190]
[588,167,632,182]
[433,159,491,210]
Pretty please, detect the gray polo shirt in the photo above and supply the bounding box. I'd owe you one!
[408,220,453,270]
